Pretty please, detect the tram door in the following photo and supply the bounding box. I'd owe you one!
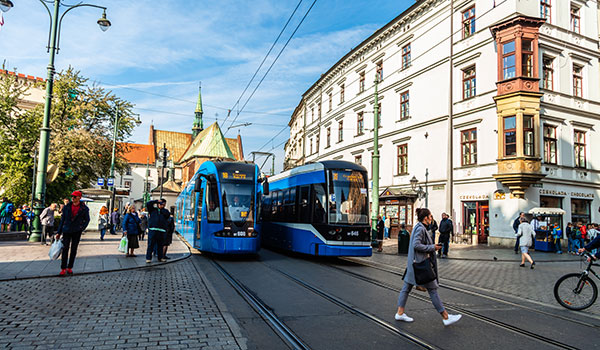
[298,186,311,222]
[194,188,204,248]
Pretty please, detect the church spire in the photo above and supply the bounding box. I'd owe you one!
[192,82,204,138]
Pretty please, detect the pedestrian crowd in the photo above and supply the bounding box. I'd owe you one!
[0,198,36,234]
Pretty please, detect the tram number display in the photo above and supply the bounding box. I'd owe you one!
[332,171,362,182]
[222,172,247,180]
[233,231,246,237]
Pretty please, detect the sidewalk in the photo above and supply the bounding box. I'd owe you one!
[0,231,190,280]
[379,237,581,262]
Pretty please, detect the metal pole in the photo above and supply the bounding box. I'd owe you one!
[425,168,429,208]
[109,106,118,213]
[144,157,149,205]
[271,154,275,176]
[30,148,38,212]
[30,0,60,242]
[371,76,380,244]
[159,143,166,199]
[447,0,454,216]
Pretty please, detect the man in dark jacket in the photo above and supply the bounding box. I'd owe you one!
[56,191,90,276]
[513,212,525,254]
[110,208,120,235]
[146,199,170,263]
[438,213,453,258]
[428,219,439,243]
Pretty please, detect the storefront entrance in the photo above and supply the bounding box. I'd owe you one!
[462,201,489,244]
[571,198,592,224]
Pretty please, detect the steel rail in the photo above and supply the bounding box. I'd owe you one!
[341,257,600,328]
[261,263,440,350]
[210,260,311,350]
[330,259,580,350]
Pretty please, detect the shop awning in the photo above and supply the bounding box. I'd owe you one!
[380,187,417,198]
[529,207,566,215]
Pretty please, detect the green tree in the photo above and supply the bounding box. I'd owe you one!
[0,68,137,205]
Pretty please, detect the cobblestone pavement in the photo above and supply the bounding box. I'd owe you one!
[0,258,243,350]
[364,246,600,318]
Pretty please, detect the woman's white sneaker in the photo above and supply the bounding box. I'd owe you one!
[443,314,462,326]
[394,313,414,322]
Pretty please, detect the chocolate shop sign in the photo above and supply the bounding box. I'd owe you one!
[540,189,595,199]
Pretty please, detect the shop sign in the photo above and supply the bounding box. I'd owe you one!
[432,185,445,191]
[571,192,595,199]
[493,190,505,200]
[539,189,567,196]
[383,199,400,205]
[459,194,488,200]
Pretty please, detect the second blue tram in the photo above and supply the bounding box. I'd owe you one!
[259,160,372,257]
[175,161,262,254]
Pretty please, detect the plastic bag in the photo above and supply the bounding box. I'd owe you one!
[118,236,128,253]
[49,239,63,260]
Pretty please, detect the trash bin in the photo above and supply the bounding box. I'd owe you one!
[398,233,409,254]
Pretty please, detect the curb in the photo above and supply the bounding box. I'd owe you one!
[0,235,192,282]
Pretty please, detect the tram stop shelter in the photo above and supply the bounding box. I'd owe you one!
[378,187,418,238]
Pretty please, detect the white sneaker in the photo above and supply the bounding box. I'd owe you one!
[394,313,414,322]
[443,314,462,326]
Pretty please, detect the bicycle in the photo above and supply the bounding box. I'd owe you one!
[554,251,599,310]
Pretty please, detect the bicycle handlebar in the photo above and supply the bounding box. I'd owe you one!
[579,250,598,261]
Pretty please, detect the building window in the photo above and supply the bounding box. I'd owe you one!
[357,112,364,135]
[540,0,551,23]
[310,139,313,155]
[125,167,132,176]
[397,144,408,175]
[355,155,362,165]
[340,84,345,104]
[328,92,332,112]
[402,43,411,69]
[376,61,383,82]
[522,40,533,77]
[543,125,557,164]
[146,182,152,192]
[573,64,583,97]
[359,71,365,93]
[124,180,132,189]
[400,91,409,120]
[326,127,331,148]
[338,121,343,142]
[523,115,535,156]
[318,103,321,118]
[311,107,314,122]
[570,5,580,33]
[542,57,554,90]
[461,129,477,166]
[504,116,517,156]
[574,130,586,168]
[462,66,476,99]
[462,6,476,38]
[502,41,516,79]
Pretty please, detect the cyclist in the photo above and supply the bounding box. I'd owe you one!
[578,233,600,261]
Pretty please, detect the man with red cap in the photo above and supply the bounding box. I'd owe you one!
[56,190,90,276]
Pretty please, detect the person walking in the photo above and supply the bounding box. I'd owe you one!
[122,206,141,257]
[566,222,575,254]
[513,212,525,254]
[384,215,391,240]
[438,213,453,258]
[110,208,120,235]
[56,191,90,276]
[587,224,598,255]
[146,199,169,263]
[163,209,175,259]
[552,223,563,254]
[0,198,14,233]
[139,209,148,241]
[395,208,462,326]
[376,215,385,252]
[39,203,57,245]
[98,206,109,241]
[516,217,536,269]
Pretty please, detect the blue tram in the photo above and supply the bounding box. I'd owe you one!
[259,160,372,257]
[175,161,264,254]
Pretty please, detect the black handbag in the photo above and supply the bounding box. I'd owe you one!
[413,257,437,285]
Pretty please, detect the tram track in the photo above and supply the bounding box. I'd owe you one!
[327,257,582,350]
[341,257,600,328]
[211,259,311,350]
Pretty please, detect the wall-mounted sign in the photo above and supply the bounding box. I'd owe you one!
[571,192,595,199]
[493,190,505,200]
[540,189,567,196]
[97,178,104,186]
[432,185,445,191]
[459,194,488,201]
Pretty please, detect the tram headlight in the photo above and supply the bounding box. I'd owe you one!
[336,234,342,241]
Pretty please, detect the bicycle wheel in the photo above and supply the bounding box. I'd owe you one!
[554,273,598,310]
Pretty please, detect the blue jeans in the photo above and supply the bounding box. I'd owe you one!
[100,228,106,240]
[554,238,562,253]
[567,237,574,253]
[146,229,164,261]
[573,239,582,250]
[384,227,389,239]
[397,282,445,313]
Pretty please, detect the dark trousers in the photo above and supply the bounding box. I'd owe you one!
[61,231,82,269]
[514,235,520,252]
[146,230,164,261]
[42,225,53,244]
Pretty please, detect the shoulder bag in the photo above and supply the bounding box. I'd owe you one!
[413,257,436,285]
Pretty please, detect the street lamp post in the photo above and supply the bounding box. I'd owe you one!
[410,168,429,208]
[371,75,380,245]
[0,0,112,242]
[159,144,170,199]
[108,106,119,213]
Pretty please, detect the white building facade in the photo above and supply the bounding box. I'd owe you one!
[284,0,600,246]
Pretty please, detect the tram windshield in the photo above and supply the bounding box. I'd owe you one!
[221,181,254,224]
[328,170,369,224]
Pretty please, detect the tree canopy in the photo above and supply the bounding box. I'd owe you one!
[0,68,137,205]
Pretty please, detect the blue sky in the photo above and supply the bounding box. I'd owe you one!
[1,0,413,172]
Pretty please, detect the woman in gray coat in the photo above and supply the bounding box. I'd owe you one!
[395,208,462,326]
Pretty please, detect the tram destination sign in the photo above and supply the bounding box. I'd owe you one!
[221,172,250,180]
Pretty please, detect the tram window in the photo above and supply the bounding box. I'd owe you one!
[282,189,290,217]
[312,184,327,224]
[206,181,221,222]
[289,187,297,222]
[261,193,271,221]
[197,189,203,221]
[299,186,310,223]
